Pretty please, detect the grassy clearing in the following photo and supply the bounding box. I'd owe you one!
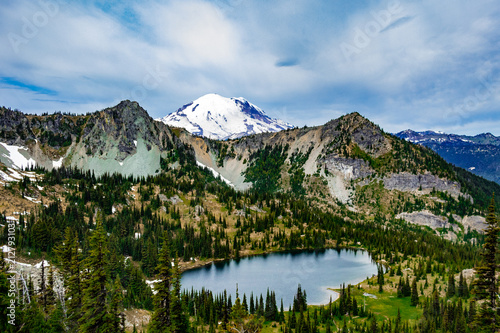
[364,293,421,321]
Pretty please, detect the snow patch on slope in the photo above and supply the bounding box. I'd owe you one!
[52,157,63,169]
[196,161,234,187]
[35,260,50,269]
[0,142,36,169]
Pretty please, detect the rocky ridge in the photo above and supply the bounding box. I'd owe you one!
[1,102,498,239]
[0,101,183,176]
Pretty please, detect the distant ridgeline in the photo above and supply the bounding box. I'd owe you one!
[1,101,499,216]
[396,129,500,185]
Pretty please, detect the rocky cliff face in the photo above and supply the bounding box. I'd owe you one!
[382,173,464,198]
[321,157,373,180]
[0,101,182,176]
[320,112,392,158]
[67,100,182,176]
[0,108,35,145]
[81,101,172,160]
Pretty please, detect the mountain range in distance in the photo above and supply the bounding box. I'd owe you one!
[155,93,499,185]
[395,130,500,185]
[156,93,294,140]
[1,94,498,189]
[1,98,500,238]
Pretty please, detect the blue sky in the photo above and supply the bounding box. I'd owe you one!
[1,0,500,135]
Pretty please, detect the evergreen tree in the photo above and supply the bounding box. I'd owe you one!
[242,293,248,313]
[170,257,189,333]
[56,227,82,331]
[293,284,307,312]
[150,232,172,332]
[79,214,112,333]
[249,293,255,314]
[230,293,247,333]
[46,265,55,306]
[404,276,411,297]
[446,274,455,298]
[395,308,401,332]
[370,316,378,333]
[411,278,419,306]
[325,320,332,333]
[377,265,384,293]
[107,276,125,333]
[397,277,404,298]
[39,259,47,309]
[258,294,264,317]
[457,272,467,298]
[473,196,499,331]
[279,299,284,324]
[342,318,348,333]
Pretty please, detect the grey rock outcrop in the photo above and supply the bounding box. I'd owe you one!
[169,195,182,205]
[321,156,374,180]
[383,173,463,198]
[396,210,460,232]
[462,216,487,233]
[0,101,187,177]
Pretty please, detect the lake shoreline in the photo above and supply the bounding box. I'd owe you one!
[180,248,378,307]
[178,245,371,273]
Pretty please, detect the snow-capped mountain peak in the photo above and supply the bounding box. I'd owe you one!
[156,94,294,140]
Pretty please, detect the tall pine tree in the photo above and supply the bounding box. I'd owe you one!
[150,232,172,332]
[56,227,82,331]
[473,196,499,332]
[170,256,189,333]
[107,276,125,333]
[410,278,419,306]
[79,213,111,332]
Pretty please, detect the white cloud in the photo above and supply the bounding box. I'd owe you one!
[136,0,241,67]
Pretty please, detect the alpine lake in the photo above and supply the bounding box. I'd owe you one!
[181,249,378,307]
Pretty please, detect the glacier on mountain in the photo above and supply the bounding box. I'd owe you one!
[156,93,293,140]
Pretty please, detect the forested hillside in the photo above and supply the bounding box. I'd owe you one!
[0,158,494,332]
